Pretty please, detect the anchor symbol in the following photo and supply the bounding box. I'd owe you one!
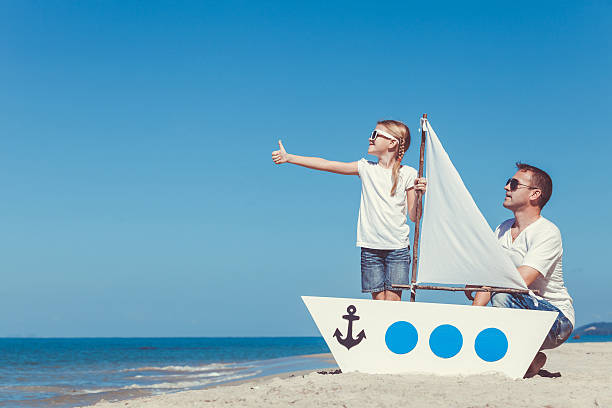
[333,305,366,350]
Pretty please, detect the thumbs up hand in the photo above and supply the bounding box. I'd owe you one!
[272,140,289,164]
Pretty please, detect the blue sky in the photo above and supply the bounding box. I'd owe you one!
[0,1,610,336]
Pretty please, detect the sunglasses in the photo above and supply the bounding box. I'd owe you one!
[506,178,539,191]
[369,129,398,143]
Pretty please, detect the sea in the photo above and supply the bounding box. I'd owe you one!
[0,335,609,408]
[0,337,332,408]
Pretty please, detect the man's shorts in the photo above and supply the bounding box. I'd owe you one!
[360,247,411,293]
[490,292,573,350]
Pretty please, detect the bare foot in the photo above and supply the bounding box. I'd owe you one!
[524,352,547,378]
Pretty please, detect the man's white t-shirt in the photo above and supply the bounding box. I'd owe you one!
[356,159,417,249]
[496,217,575,327]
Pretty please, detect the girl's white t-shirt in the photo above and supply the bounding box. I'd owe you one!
[495,217,575,327]
[356,159,417,250]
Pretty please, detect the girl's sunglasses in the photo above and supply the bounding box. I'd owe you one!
[506,178,538,191]
[369,129,398,143]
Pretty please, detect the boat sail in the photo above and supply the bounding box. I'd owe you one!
[302,116,557,379]
[417,118,526,289]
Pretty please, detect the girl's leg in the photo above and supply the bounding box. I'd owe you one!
[383,247,411,301]
[384,290,402,301]
[371,291,386,300]
[361,248,386,299]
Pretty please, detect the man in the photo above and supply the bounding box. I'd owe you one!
[472,163,574,378]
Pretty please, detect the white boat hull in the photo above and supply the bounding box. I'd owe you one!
[303,296,557,379]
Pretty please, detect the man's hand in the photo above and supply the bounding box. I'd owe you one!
[414,177,427,192]
[272,140,289,164]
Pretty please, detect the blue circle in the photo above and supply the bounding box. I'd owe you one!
[475,328,508,362]
[385,321,418,354]
[428,324,463,358]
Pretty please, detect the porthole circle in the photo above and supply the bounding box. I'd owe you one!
[429,324,463,358]
[475,328,508,362]
[385,321,418,355]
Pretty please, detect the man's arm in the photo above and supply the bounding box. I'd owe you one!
[471,265,542,306]
[472,291,491,306]
[517,265,541,286]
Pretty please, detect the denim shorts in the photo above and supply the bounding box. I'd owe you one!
[490,292,574,350]
[360,247,411,293]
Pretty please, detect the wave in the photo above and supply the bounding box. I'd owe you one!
[3,369,261,402]
[9,385,72,393]
[127,370,230,380]
[121,370,262,390]
[120,363,247,373]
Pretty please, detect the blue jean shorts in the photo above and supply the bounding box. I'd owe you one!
[360,247,411,293]
[490,292,574,350]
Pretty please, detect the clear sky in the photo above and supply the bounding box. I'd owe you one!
[1,1,610,337]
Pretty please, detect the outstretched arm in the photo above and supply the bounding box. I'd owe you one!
[272,140,358,175]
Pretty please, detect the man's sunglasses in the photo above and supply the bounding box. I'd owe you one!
[369,129,398,143]
[506,178,539,191]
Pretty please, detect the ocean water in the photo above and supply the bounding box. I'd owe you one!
[0,338,332,408]
[566,334,612,343]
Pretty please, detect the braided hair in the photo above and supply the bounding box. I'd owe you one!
[376,120,411,196]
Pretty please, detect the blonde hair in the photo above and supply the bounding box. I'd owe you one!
[377,120,411,196]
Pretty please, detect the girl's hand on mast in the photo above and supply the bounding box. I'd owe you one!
[272,140,289,164]
[414,177,427,192]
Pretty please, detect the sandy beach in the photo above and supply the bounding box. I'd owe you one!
[87,342,611,408]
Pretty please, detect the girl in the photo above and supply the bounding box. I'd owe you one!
[271,120,426,301]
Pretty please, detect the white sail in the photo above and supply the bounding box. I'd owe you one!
[417,119,527,289]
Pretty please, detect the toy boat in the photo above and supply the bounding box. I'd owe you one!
[302,117,557,379]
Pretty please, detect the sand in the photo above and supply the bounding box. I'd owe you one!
[86,342,612,408]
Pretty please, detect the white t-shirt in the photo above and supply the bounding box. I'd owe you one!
[495,217,575,327]
[356,159,417,250]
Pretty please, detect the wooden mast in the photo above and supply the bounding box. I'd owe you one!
[410,113,427,302]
